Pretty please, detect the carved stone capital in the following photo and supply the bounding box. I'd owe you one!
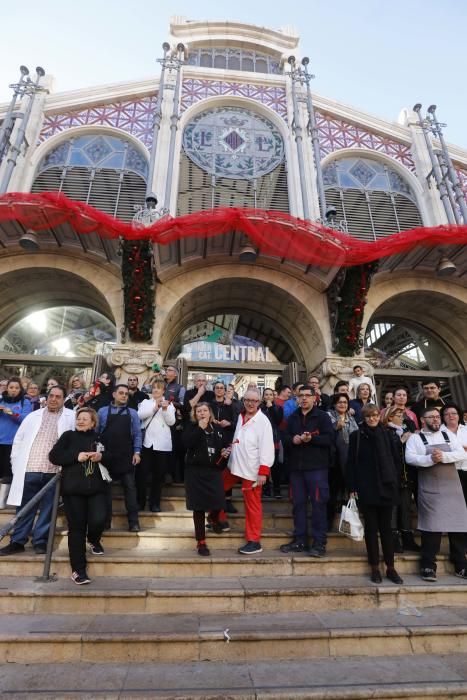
[107,344,162,384]
[316,355,375,393]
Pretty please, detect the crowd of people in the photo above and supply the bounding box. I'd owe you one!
[0,366,466,588]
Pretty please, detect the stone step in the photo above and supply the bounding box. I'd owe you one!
[1,606,467,663]
[0,548,456,578]
[0,654,467,700]
[0,492,294,520]
[2,656,467,698]
[1,573,466,615]
[0,508,296,530]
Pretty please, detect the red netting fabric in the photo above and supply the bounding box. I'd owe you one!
[0,191,466,267]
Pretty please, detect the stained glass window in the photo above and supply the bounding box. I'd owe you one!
[323,156,422,241]
[38,134,148,179]
[183,106,285,180]
[33,134,148,222]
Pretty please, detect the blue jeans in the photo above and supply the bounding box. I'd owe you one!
[290,469,329,547]
[12,472,56,546]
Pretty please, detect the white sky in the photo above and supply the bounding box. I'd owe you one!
[0,0,466,149]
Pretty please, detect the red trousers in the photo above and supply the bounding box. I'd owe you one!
[217,469,263,542]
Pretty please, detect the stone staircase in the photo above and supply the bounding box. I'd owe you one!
[1,485,467,699]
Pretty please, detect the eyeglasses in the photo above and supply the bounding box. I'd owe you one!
[244,399,259,403]
[444,411,458,417]
[299,394,314,398]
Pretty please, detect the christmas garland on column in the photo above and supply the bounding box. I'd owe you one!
[333,263,377,356]
[122,240,155,342]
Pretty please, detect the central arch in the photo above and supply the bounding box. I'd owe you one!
[154,265,330,370]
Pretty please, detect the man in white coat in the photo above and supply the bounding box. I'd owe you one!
[216,387,274,555]
[405,407,467,582]
[0,386,75,555]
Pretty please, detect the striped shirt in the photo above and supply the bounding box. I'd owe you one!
[26,408,62,473]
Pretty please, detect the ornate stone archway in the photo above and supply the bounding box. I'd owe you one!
[364,274,467,371]
[154,264,330,370]
[0,253,122,334]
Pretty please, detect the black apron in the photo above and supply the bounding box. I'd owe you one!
[100,406,133,476]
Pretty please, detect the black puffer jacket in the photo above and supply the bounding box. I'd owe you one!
[49,429,106,496]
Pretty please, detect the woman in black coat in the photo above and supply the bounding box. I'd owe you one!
[49,407,107,585]
[346,404,403,585]
[182,402,229,556]
[260,388,283,498]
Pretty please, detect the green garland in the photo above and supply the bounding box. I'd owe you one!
[334,263,377,356]
[122,240,155,342]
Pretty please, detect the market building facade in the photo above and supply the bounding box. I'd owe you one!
[0,16,466,400]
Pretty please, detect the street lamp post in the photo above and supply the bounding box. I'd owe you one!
[427,105,467,224]
[0,66,45,194]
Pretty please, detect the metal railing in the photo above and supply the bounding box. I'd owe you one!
[0,473,61,582]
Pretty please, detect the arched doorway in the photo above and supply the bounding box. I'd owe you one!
[155,269,329,390]
[0,264,119,389]
[364,282,467,403]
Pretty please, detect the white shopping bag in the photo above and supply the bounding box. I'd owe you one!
[339,497,364,541]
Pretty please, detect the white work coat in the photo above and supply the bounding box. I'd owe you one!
[8,408,75,506]
[138,399,175,451]
[444,423,467,472]
[228,410,274,481]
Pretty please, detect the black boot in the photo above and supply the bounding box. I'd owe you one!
[392,530,403,553]
[401,530,421,552]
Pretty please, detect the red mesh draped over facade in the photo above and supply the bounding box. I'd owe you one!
[1,191,466,268]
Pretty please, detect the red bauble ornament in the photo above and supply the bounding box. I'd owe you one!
[354,307,361,314]
[133,295,141,302]
[135,267,141,273]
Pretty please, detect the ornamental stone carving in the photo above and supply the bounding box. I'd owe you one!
[317,355,375,393]
[108,344,162,384]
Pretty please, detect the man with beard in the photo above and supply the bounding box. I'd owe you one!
[127,375,148,411]
[411,380,446,424]
[97,384,142,532]
[406,407,467,582]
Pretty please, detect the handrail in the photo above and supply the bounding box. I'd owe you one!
[0,472,61,582]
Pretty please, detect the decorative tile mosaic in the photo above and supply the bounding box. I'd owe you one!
[316,111,415,171]
[39,95,158,148]
[180,78,288,120]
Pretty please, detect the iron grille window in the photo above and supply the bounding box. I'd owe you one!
[31,134,148,222]
[187,47,281,74]
[177,150,289,215]
[323,157,422,241]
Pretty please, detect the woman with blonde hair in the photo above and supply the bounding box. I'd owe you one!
[346,404,403,585]
[49,407,107,585]
[64,374,86,409]
[381,404,419,553]
[183,402,230,555]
